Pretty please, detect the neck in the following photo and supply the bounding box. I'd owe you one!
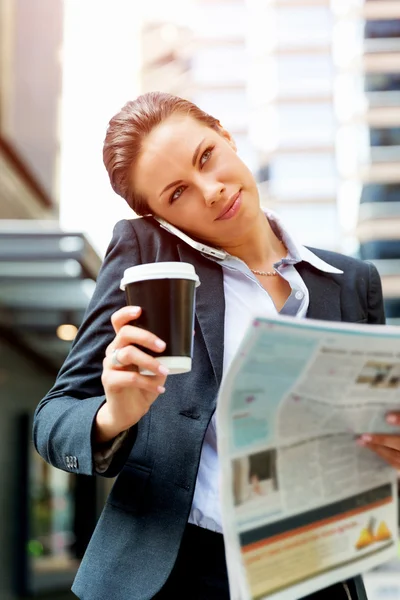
[222,210,285,270]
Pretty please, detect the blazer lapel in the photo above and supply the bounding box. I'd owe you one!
[295,262,342,322]
[174,250,341,381]
[177,244,225,385]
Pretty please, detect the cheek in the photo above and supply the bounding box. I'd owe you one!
[218,153,248,181]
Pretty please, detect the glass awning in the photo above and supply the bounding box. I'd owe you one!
[0,221,102,371]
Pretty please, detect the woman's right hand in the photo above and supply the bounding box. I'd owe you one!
[94,305,169,444]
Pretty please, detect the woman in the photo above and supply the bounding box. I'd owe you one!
[33,92,400,600]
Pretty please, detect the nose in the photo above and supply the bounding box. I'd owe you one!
[202,180,226,207]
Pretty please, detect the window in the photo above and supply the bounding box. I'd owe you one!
[365,20,400,39]
[365,73,400,93]
[233,133,259,174]
[367,90,400,107]
[369,126,400,162]
[14,414,98,596]
[275,203,340,250]
[364,74,400,107]
[277,103,335,147]
[192,45,247,85]
[276,7,332,48]
[29,451,79,590]
[384,298,400,319]
[193,4,247,39]
[269,153,337,199]
[277,54,333,97]
[192,89,248,130]
[256,163,270,184]
[361,184,400,204]
[370,127,400,147]
[360,241,400,261]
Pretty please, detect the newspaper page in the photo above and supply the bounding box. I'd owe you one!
[217,316,400,600]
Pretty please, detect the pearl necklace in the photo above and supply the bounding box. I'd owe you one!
[250,241,287,277]
[250,268,277,277]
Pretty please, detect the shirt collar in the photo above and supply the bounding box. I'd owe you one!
[161,208,343,275]
[264,209,343,274]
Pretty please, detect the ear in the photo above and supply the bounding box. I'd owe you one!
[216,123,237,152]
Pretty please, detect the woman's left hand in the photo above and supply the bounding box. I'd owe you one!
[358,412,400,469]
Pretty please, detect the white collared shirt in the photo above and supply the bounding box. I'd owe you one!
[188,210,342,533]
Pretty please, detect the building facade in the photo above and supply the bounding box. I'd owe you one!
[140,0,343,251]
[0,1,104,598]
[140,0,260,185]
[246,0,341,250]
[332,0,400,325]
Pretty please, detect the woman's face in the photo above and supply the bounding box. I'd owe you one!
[131,114,260,247]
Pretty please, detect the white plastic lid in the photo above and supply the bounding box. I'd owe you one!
[120,261,200,290]
[140,356,192,375]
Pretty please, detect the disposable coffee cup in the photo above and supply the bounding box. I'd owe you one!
[120,262,200,375]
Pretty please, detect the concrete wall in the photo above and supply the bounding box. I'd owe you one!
[3,0,63,202]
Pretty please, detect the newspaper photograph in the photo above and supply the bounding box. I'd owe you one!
[217,316,400,600]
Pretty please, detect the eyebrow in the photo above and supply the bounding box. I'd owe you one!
[192,138,205,167]
[159,138,206,197]
[160,179,184,197]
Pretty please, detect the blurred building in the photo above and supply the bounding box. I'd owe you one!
[0,1,103,598]
[333,0,400,325]
[247,0,340,250]
[140,0,259,184]
[191,0,258,173]
[0,0,61,219]
[0,0,398,598]
[140,21,192,97]
[140,0,342,251]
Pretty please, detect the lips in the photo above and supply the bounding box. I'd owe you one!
[216,190,242,220]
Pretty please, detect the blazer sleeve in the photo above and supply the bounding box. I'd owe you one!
[366,261,386,325]
[33,219,141,478]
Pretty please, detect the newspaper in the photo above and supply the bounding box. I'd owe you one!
[217,316,400,600]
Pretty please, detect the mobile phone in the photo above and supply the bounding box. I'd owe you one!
[154,217,227,260]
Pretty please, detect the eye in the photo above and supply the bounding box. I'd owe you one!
[169,185,186,204]
[200,146,214,168]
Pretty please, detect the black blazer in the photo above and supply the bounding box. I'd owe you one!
[33,217,385,600]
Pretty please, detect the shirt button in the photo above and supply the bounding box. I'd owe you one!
[295,291,304,300]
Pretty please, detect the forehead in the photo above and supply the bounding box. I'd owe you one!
[139,115,211,166]
[132,114,217,198]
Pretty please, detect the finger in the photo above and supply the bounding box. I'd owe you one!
[103,350,139,372]
[105,345,170,376]
[113,325,166,355]
[363,443,400,470]
[358,434,400,452]
[111,305,142,334]
[386,412,400,425]
[101,369,166,395]
[105,331,165,359]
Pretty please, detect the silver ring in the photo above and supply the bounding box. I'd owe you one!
[111,348,124,367]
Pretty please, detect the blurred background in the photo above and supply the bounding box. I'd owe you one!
[1,0,400,598]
